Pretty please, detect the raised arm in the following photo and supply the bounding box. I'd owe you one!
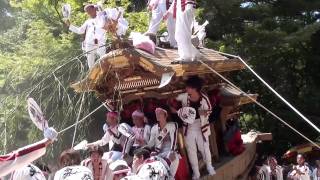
[88,132,110,147]
[68,20,88,35]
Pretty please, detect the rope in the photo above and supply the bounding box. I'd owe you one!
[58,102,106,134]
[210,50,320,135]
[28,43,111,96]
[71,93,86,147]
[198,59,320,149]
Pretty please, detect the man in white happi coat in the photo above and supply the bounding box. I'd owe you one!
[166,0,200,61]
[131,110,151,149]
[174,76,215,179]
[0,127,57,178]
[148,108,179,177]
[288,154,311,180]
[87,112,134,157]
[123,148,171,180]
[65,4,106,69]
[81,146,109,180]
[10,164,46,180]
[146,0,177,48]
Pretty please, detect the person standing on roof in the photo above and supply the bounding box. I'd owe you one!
[146,0,177,48]
[165,0,200,62]
[64,4,106,69]
[172,76,215,179]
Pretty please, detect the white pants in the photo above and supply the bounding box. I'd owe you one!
[175,2,199,60]
[85,44,106,69]
[147,3,177,47]
[184,124,212,178]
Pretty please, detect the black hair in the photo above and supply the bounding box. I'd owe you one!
[88,146,104,156]
[185,76,204,92]
[133,148,150,160]
[58,149,81,167]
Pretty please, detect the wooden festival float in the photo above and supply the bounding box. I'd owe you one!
[71,41,272,180]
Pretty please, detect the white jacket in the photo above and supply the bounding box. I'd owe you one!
[176,92,212,138]
[69,12,106,47]
[148,122,178,156]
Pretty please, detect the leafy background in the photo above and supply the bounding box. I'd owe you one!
[0,0,320,168]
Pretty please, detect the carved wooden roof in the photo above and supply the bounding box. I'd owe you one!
[71,47,245,97]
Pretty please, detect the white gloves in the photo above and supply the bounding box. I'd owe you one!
[43,127,58,141]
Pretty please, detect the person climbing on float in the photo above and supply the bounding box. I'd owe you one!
[81,146,109,180]
[131,110,151,153]
[172,75,216,179]
[146,0,177,48]
[87,112,134,159]
[64,4,106,69]
[147,107,180,177]
[54,149,94,180]
[165,0,200,63]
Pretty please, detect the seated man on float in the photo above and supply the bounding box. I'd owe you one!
[147,107,180,177]
[81,146,109,180]
[123,148,172,180]
[87,112,134,159]
[54,149,93,180]
[131,110,151,152]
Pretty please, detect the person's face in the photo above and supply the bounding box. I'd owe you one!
[186,86,198,96]
[297,155,305,165]
[90,151,101,163]
[133,116,144,127]
[60,155,71,167]
[155,111,167,123]
[86,7,97,18]
[132,155,144,173]
[107,115,118,127]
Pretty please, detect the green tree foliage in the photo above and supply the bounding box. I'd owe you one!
[200,0,320,155]
[0,0,320,164]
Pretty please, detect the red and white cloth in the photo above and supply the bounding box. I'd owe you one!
[0,139,48,177]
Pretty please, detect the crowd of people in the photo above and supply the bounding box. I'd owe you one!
[0,76,220,180]
[64,0,207,69]
[250,154,320,180]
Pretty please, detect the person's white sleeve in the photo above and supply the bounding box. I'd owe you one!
[167,1,174,14]
[176,93,184,102]
[0,139,48,177]
[91,132,110,146]
[69,21,88,34]
[168,123,178,151]
[143,125,152,144]
[147,125,157,148]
